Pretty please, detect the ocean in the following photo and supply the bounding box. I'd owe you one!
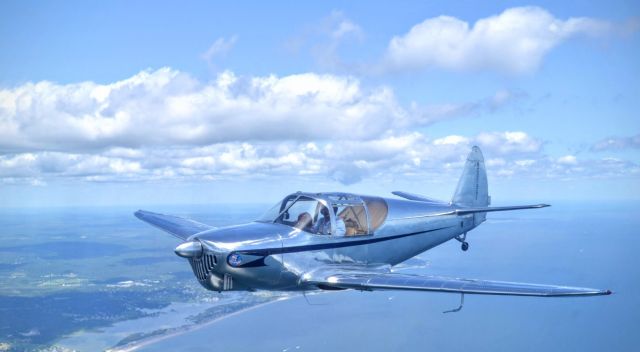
[0,201,637,351]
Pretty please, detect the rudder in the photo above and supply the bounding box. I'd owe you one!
[452,146,489,211]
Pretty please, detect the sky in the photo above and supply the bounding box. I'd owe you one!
[0,0,639,207]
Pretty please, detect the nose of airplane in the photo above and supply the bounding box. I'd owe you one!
[174,241,203,258]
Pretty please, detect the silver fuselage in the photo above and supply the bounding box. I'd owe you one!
[188,195,479,292]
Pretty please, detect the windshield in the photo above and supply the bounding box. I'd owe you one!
[256,201,283,223]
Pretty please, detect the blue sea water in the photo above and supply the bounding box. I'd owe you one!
[0,201,637,351]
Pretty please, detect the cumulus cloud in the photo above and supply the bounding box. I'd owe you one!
[592,134,640,151]
[0,68,409,152]
[329,163,368,185]
[1,67,527,155]
[383,6,612,74]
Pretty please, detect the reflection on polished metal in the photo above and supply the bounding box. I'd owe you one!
[174,241,202,258]
[135,145,612,305]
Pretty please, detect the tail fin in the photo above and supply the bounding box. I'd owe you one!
[452,146,489,208]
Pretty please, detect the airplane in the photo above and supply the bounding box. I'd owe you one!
[135,146,611,305]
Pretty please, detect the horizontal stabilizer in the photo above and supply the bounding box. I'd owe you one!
[392,191,449,205]
[304,269,611,297]
[134,210,214,240]
[452,204,550,215]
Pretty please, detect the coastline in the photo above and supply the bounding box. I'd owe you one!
[107,296,290,352]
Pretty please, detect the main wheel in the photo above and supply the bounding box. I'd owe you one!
[461,242,469,251]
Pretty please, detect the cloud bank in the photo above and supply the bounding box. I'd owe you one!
[0,66,635,186]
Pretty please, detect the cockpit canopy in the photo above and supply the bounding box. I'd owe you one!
[256,192,388,236]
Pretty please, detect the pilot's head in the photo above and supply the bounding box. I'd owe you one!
[295,212,312,230]
[320,206,330,217]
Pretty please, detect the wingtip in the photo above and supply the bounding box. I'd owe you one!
[134,209,147,219]
[605,289,612,295]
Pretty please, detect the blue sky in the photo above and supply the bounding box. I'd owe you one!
[1,1,639,207]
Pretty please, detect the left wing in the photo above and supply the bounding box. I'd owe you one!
[135,210,214,241]
[303,268,611,297]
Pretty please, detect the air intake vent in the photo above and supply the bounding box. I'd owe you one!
[188,254,217,281]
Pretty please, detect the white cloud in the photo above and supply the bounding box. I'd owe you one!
[0,68,409,152]
[475,131,542,154]
[329,11,363,40]
[592,134,640,151]
[433,135,469,146]
[201,36,238,68]
[383,6,612,74]
[514,159,536,167]
[557,155,578,165]
[287,11,364,70]
[0,68,533,155]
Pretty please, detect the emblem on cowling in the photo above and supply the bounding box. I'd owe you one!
[228,253,243,267]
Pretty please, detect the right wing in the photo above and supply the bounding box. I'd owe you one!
[392,191,449,205]
[304,268,611,297]
[134,210,214,240]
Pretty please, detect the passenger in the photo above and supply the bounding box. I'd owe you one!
[294,212,312,231]
[314,206,346,236]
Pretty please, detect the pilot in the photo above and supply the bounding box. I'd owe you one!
[314,206,345,236]
[294,212,312,231]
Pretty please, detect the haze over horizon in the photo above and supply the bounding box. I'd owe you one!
[1,1,639,207]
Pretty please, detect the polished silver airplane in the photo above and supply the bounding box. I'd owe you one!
[135,146,611,301]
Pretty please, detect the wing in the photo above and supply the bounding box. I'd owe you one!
[303,268,611,297]
[392,191,449,205]
[134,210,214,240]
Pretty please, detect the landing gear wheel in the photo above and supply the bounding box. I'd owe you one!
[461,242,469,251]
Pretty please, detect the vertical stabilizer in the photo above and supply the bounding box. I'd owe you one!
[452,146,489,212]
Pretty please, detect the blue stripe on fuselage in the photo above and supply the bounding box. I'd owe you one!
[233,225,454,258]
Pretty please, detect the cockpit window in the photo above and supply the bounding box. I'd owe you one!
[257,193,388,235]
[361,196,388,231]
[257,195,325,233]
[277,196,318,231]
[337,204,368,236]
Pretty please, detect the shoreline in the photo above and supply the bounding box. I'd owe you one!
[107,296,290,352]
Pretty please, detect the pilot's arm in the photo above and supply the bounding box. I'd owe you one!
[312,217,324,234]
